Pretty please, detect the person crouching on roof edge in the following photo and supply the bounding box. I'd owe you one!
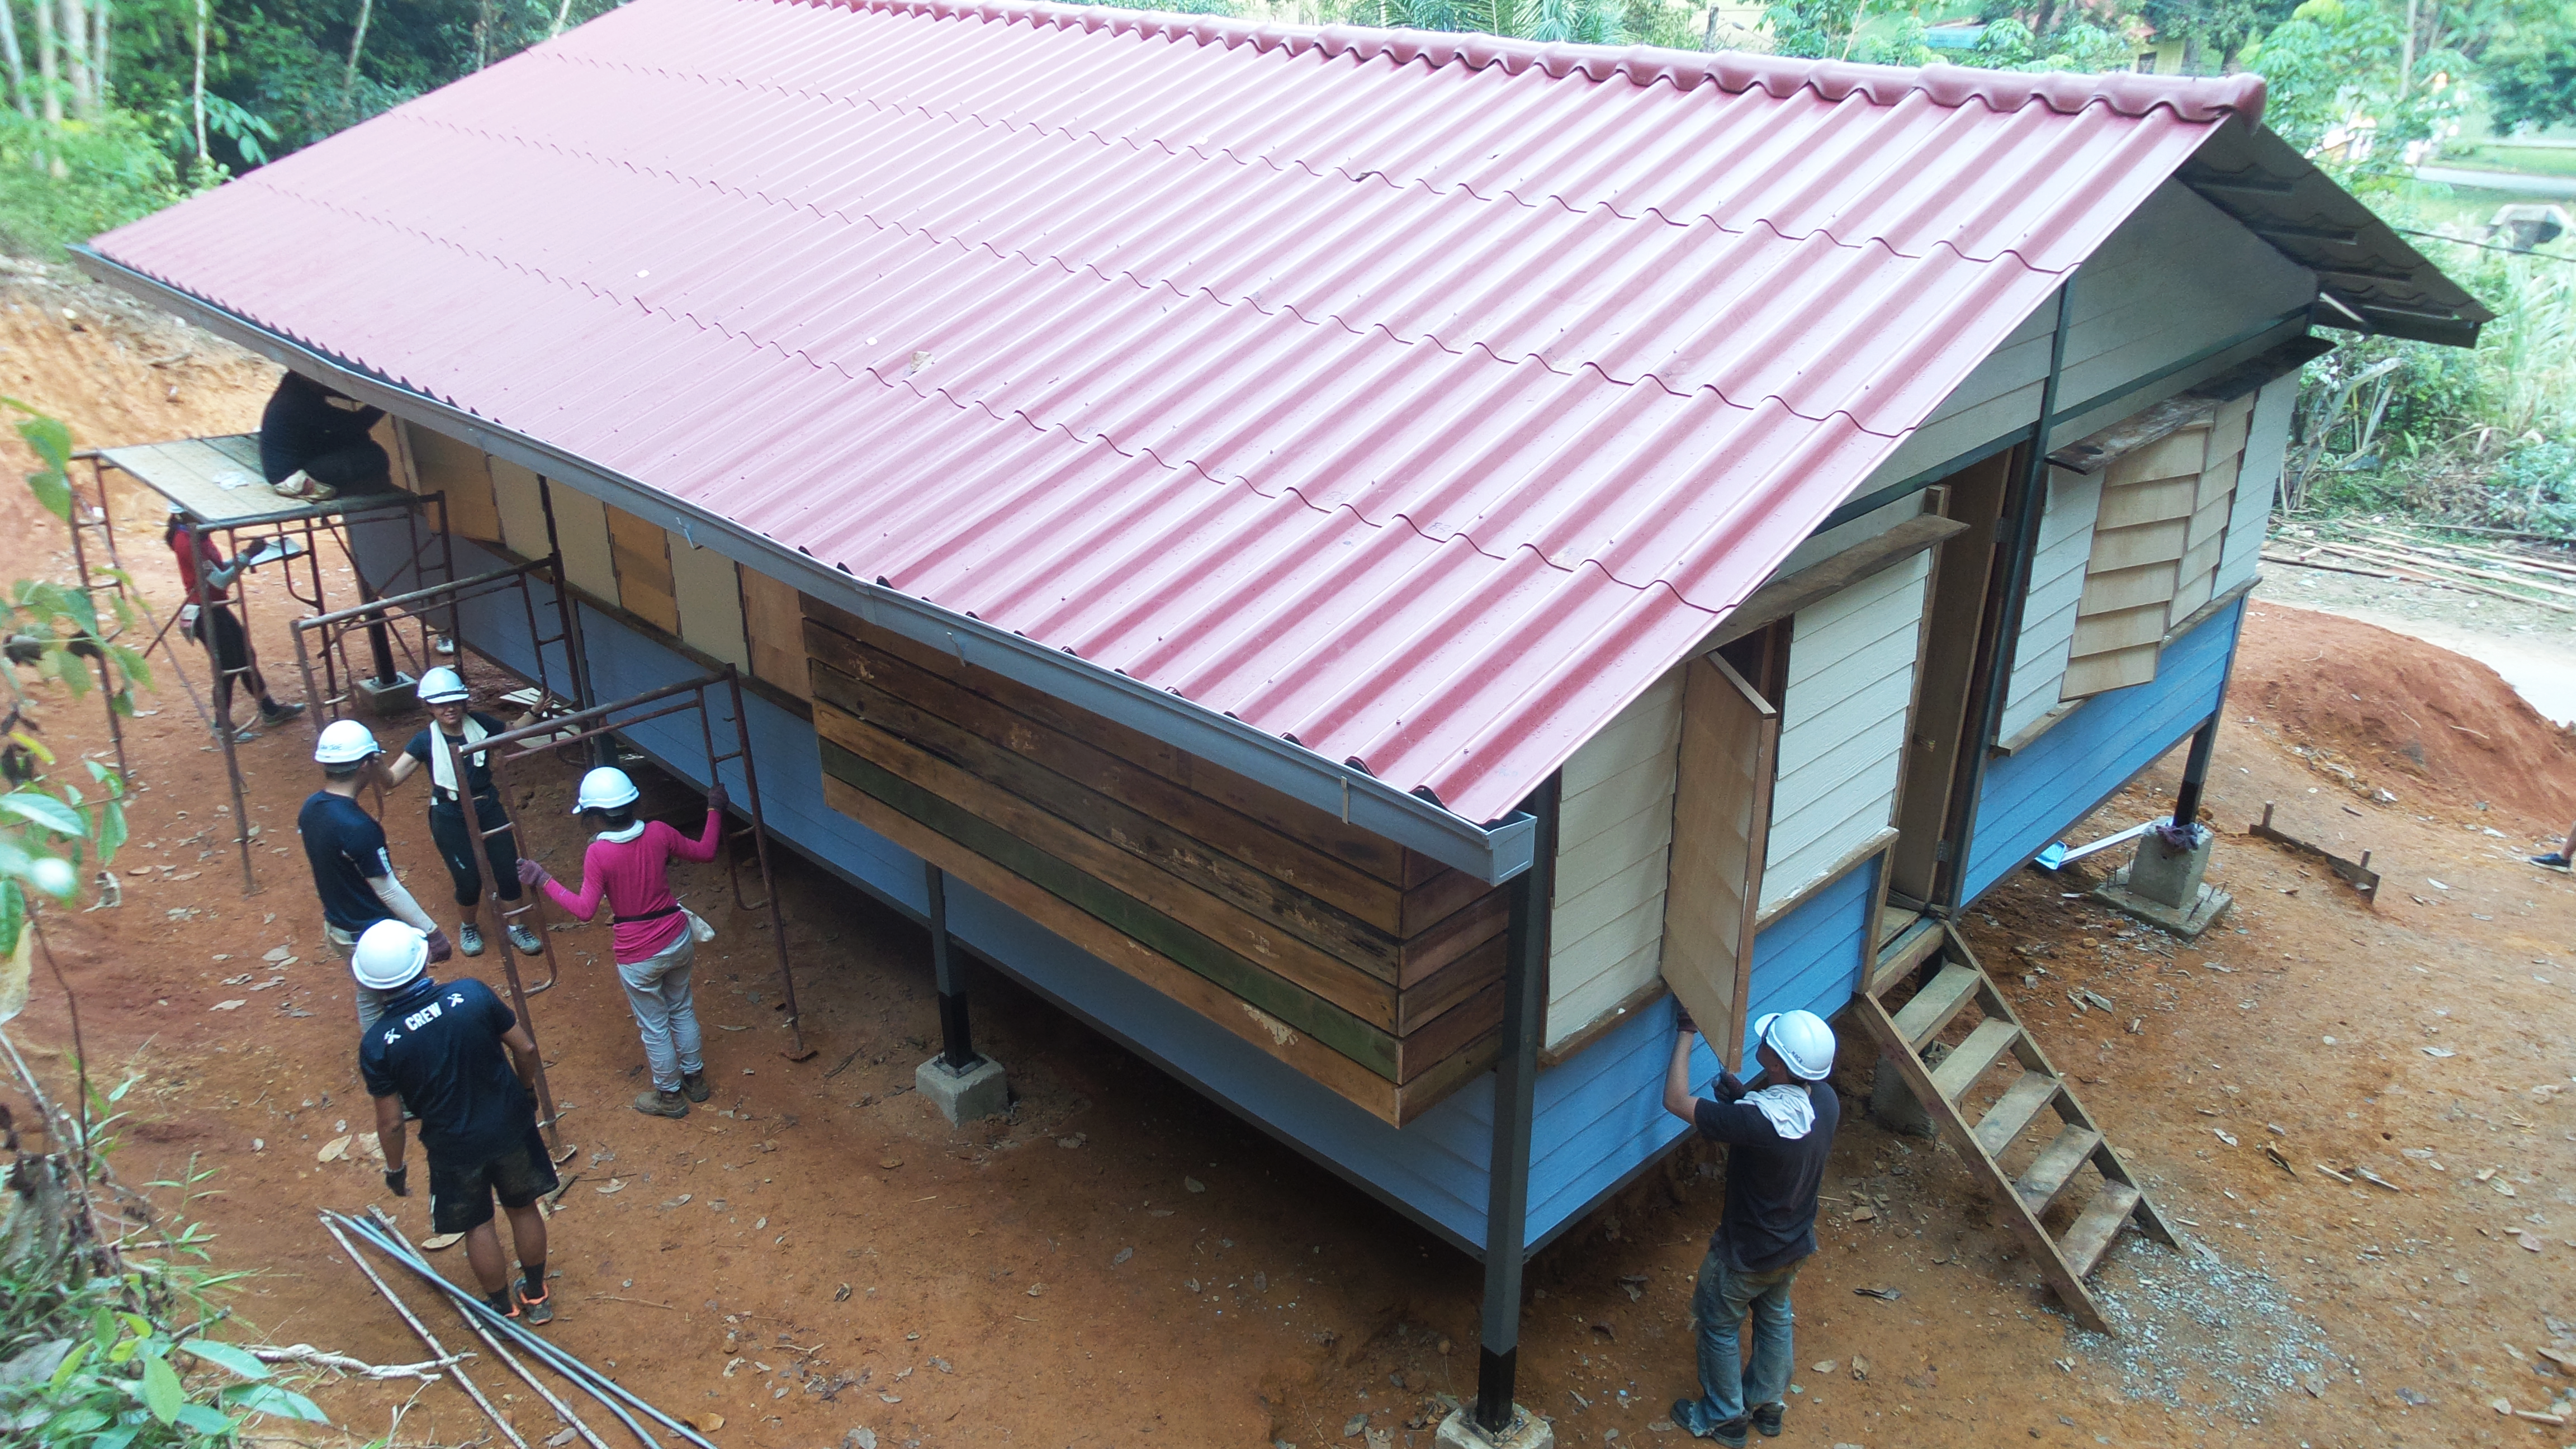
[518,767,724,1119]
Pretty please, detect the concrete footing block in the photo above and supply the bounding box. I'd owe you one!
[1871,1050,1935,1137]
[2092,825,2231,937]
[353,671,418,717]
[915,1054,1007,1125]
[1435,1405,1553,1449]
[2091,873,2233,938]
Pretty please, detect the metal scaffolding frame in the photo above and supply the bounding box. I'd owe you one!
[65,435,454,895]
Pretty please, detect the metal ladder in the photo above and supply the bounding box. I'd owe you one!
[1856,917,2176,1333]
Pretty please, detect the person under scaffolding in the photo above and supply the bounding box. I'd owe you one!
[163,505,304,735]
[382,666,546,959]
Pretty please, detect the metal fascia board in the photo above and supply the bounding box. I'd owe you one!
[78,248,1535,884]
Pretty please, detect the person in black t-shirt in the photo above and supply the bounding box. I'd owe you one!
[353,920,557,1325]
[380,667,540,959]
[1663,1006,1841,1446]
[302,720,452,1028]
[259,372,388,499]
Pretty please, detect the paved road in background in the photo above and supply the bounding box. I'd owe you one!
[2414,165,2576,198]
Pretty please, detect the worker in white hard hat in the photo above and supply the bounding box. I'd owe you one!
[300,719,451,1027]
[1662,1005,1841,1446]
[519,766,726,1118]
[380,666,542,958]
[353,920,559,1327]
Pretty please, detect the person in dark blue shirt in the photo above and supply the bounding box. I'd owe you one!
[1663,1006,1842,1446]
[301,721,450,1029]
[353,921,557,1325]
[380,667,540,959]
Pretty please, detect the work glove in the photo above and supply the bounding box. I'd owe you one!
[423,929,454,965]
[517,858,549,889]
[1673,1002,1698,1036]
[707,784,730,814]
[383,1164,410,1197]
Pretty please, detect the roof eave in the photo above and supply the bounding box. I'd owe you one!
[72,245,1540,886]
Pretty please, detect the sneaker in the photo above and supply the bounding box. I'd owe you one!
[679,1070,711,1104]
[1750,1402,1783,1438]
[2532,854,2572,873]
[633,1088,688,1119]
[1671,1400,1749,1446]
[435,634,458,656]
[516,1281,553,1326]
[458,921,485,957]
[508,922,543,955]
[230,724,260,744]
[258,699,306,726]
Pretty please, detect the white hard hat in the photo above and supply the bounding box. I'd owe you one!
[418,665,469,704]
[1753,1010,1836,1082]
[351,920,428,991]
[574,766,640,813]
[314,718,383,765]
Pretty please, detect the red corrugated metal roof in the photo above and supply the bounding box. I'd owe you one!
[91,0,2273,822]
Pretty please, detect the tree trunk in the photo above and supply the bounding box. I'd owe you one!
[0,0,31,117]
[472,0,491,69]
[2030,0,2057,40]
[55,0,84,120]
[2180,32,2202,74]
[34,0,56,127]
[2398,0,2416,96]
[549,0,573,37]
[342,0,371,116]
[88,0,101,105]
[190,0,205,164]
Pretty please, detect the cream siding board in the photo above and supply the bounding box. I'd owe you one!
[1843,181,2316,501]
[489,458,552,562]
[668,535,751,671]
[548,485,619,604]
[2215,371,2299,596]
[1999,468,2103,742]
[1546,667,1684,1046]
[1761,555,1928,912]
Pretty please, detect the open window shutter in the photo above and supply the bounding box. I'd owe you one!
[2061,399,2243,701]
[1660,654,1779,1073]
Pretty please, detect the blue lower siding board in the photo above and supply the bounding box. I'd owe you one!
[1963,599,2246,903]
[343,523,1884,1259]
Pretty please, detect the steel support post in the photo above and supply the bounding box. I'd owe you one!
[1473,773,1559,1436]
[2170,713,2219,831]
[926,863,976,1071]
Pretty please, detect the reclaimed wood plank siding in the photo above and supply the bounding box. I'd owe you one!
[603,504,681,635]
[802,599,1509,1126]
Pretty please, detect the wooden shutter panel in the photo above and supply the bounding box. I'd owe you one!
[1660,654,1779,1073]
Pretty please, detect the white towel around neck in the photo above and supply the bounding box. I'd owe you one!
[1746,1083,1817,1141]
[428,716,489,797]
[598,820,646,844]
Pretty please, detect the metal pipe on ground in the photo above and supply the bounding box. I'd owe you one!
[363,1206,614,1449]
[318,1214,527,1449]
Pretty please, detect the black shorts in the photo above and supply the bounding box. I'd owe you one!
[191,604,250,676]
[427,1121,558,1235]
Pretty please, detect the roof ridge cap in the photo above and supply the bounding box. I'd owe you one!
[812,0,2264,125]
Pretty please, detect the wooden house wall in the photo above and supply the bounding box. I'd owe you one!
[1545,667,1683,1050]
[1998,468,2104,745]
[1761,554,1928,913]
[801,600,1510,1126]
[1845,182,2317,500]
[2214,371,2301,598]
[1963,596,2244,902]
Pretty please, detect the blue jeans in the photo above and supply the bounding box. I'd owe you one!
[1683,1247,1801,1429]
[618,930,703,1093]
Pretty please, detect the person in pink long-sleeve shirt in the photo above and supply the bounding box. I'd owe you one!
[518,767,727,1119]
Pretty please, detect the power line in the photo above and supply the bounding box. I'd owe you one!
[2390,224,2576,265]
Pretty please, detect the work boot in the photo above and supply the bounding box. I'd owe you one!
[258,699,306,726]
[507,922,543,955]
[458,921,485,957]
[1751,1402,1783,1438]
[515,1280,553,1326]
[633,1088,688,1119]
[679,1070,711,1104]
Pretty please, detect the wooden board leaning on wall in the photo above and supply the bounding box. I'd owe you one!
[801,597,1511,1126]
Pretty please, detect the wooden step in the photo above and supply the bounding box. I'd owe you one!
[1869,916,1945,995]
[1973,1072,2061,1157]
[1928,1019,2020,1103]
[1890,963,1982,1048]
[2015,1124,2105,1215]
[2059,1181,2143,1278]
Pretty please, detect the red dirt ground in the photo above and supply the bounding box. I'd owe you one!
[4,271,2576,1449]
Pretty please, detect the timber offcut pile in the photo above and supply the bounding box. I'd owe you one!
[2262,522,2576,614]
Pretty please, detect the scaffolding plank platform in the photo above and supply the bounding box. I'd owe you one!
[96,433,415,528]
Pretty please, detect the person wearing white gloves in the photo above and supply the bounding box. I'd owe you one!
[300,719,452,1029]
[380,666,542,958]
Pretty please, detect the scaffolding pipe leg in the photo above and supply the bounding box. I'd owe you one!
[441,733,567,1157]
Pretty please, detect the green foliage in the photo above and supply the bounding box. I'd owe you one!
[2481,2,2576,134]
[0,108,191,259]
[1963,16,2144,69]
[2245,0,2471,182]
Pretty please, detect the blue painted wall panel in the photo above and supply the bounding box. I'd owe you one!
[344,523,1883,1257]
[1963,599,2244,903]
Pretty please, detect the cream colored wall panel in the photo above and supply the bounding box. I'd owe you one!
[1553,799,1675,907]
[1545,937,1665,1051]
[489,458,552,561]
[548,484,619,604]
[669,533,751,671]
[1761,553,1926,913]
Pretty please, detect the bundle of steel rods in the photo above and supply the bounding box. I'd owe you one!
[322,1209,720,1449]
[2264,522,2576,614]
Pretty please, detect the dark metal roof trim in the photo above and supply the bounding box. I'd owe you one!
[76,246,1536,885]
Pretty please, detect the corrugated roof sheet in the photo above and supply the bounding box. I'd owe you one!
[93,0,2296,822]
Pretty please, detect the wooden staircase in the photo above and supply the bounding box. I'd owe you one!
[1857,916,2176,1333]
